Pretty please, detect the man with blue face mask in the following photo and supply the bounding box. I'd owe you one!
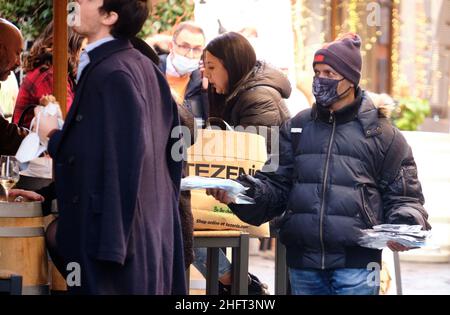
[159,21,208,126]
[206,33,431,295]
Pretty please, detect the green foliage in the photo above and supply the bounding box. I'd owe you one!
[0,0,53,40]
[392,97,431,131]
[138,0,194,38]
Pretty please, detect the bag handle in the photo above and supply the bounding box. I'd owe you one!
[17,104,38,128]
[29,109,41,135]
[206,117,234,131]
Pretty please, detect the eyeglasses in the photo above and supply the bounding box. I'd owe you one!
[173,41,203,57]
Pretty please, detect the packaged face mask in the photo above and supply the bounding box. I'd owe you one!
[15,112,47,164]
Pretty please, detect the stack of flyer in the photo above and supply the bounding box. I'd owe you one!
[359,224,431,249]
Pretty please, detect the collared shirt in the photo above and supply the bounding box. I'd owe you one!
[76,36,115,82]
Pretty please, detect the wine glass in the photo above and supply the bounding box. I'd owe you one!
[0,155,20,202]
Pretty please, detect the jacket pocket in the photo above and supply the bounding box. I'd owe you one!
[358,185,378,228]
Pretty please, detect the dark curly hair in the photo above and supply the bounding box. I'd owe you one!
[99,0,149,39]
[23,21,85,81]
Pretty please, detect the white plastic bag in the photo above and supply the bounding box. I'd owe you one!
[15,111,47,164]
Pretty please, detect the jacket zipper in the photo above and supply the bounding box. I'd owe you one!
[319,113,336,270]
[359,184,377,227]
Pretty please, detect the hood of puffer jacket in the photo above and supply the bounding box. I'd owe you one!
[358,90,392,119]
[226,61,292,103]
[364,91,393,119]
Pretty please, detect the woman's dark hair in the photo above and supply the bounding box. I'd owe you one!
[204,32,256,117]
[205,32,256,94]
[23,21,85,81]
[99,0,149,39]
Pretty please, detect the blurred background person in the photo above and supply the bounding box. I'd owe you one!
[158,21,208,126]
[0,18,28,156]
[12,21,85,129]
[146,33,172,56]
[0,71,19,118]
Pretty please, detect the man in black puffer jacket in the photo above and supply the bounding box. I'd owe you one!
[207,33,431,295]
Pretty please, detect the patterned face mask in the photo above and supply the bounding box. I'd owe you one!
[312,77,351,108]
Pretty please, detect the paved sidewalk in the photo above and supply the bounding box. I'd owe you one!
[249,251,450,295]
[189,249,450,295]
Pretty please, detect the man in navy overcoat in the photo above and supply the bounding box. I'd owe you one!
[31,0,186,294]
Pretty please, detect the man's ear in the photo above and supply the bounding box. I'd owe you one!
[102,11,119,28]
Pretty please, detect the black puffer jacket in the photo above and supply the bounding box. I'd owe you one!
[230,89,431,270]
[219,61,291,129]
[209,61,291,153]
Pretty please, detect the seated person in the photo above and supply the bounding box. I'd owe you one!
[12,21,85,129]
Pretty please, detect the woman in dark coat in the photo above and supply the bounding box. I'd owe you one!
[204,32,291,152]
[194,32,292,294]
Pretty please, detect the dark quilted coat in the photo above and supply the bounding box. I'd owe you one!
[230,89,431,270]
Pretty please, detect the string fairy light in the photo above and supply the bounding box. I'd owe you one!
[392,0,433,99]
[391,0,401,97]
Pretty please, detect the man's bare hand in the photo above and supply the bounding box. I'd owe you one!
[9,189,45,202]
[199,59,209,90]
[206,188,234,205]
[387,241,417,252]
[33,106,59,140]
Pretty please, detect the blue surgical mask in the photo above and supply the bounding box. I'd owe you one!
[171,53,200,76]
[312,77,351,108]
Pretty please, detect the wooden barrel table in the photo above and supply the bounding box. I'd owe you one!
[0,201,49,295]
